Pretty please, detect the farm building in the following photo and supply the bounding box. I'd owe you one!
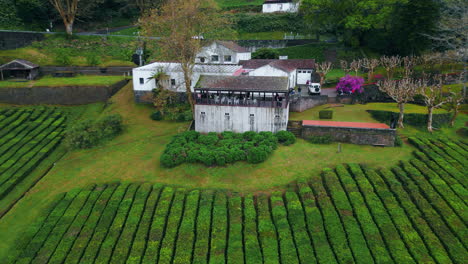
[262,0,299,13]
[0,59,39,80]
[194,75,290,133]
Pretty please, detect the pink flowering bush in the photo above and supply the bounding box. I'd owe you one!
[336,75,365,94]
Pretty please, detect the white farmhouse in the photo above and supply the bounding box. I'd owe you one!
[240,59,315,88]
[262,0,299,13]
[194,75,289,133]
[196,41,251,64]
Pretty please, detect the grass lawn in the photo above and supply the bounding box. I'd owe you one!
[277,43,333,61]
[216,0,263,8]
[110,27,140,36]
[0,75,128,88]
[289,102,447,122]
[238,31,286,40]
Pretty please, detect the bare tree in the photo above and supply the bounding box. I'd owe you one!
[349,59,361,76]
[140,0,233,113]
[378,78,420,128]
[402,56,416,78]
[419,74,451,132]
[381,56,402,79]
[317,61,332,85]
[49,0,78,35]
[447,90,465,127]
[340,60,350,75]
[362,58,379,82]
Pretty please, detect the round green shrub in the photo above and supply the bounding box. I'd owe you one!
[243,131,257,141]
[150,111,163,121]
[247,147,269,164]
[198,133,219,145]
[275,131,296,146]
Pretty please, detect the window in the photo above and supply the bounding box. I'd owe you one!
[225,113,229,116]
[139,78,144,84]
[275,115,280,118]
[307,70,312,73]
[224,55,232,62]
[171,79,176,86]
[211,55,219,62]
[250,114,254,117]
[298,70,302,73]
[199,57,206,63]
[279,4,283,10]
[201,112,205,115]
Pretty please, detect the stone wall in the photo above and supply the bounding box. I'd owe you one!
[290,95,328,112]
[41,66,133,76]
[0,79,128,105]
[0,31,44,50]
[302,125,396,146]
[237,39,321,52]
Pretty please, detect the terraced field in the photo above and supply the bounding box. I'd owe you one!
[8,138,467,263]
[0,107,65,202]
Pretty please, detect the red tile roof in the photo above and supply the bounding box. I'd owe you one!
[302,120,391,129]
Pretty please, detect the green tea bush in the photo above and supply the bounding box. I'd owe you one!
[65,114,123,149]
[160,130,295,168]
[85,53,102,66]
[309,135,332,144]
[150,111,162,121]
[319,110,333,119]
[275,131,296,146]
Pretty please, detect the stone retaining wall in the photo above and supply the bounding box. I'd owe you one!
[289,95,328,112]
[302,125,396,146]
[41,66,133,76]
[0,79,128,105]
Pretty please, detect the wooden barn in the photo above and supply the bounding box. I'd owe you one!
[0,59,39,80]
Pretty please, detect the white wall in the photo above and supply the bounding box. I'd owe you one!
[262,2,299,13]
[196,42,246,64]
[248,65,294,88]
[195,104,289,133]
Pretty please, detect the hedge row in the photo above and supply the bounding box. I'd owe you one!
[48,184,110,264]
[227,194,244,264]
[173,190,200,264]
[378,168,453,264]
[209,192,228,264]
[322,168,375,263]
[390,167,467,263]
[367,110,452,127]
[243,195,262,264]
[192,190,214,264]
[334,165,393,264]
[362,167,436,263]
[160,130,295,168]
[348,164,416,264]
[78,184,128,264]
[255,194,279,264]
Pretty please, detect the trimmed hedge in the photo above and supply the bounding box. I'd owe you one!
[319,110,333,119]
[160,131,295,168]
[367,110,452,127]
[227,194,244,264]
[192,190,214,264]
[256,194,280,264]
[243,195,262,264]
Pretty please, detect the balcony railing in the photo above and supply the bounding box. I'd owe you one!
[195,96,288,108]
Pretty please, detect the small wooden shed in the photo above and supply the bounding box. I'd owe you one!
[0,59,39,80]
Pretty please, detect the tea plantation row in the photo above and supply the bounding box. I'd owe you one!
[9,138,467,263]
[0,107,65,201]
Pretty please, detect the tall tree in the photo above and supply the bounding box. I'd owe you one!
[140,0,233,112]
[49,0,102,35]
[378,78,420,128]
[418,74,450,132]
[316,61,332,85]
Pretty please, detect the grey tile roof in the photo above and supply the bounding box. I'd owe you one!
[0,59,39,70]
[196,75,289,92]
[239,59,315,72]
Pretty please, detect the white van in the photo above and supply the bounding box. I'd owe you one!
[308,83,321,95]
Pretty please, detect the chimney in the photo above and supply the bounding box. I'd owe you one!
[279,55,288,60]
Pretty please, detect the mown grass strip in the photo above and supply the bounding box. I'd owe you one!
[335,165,394,264]
[348,164,415,264]
[64,183,120,264]
[14,188,81,264]
[400,161,468,247]
[142,187,175,264]
[270,192,300,264]
[362,166,436,264]
[413,151,468,203]
[296,179,337,264]
[322,168,374,264]
[158,188,186,264]
[126,184,163,264]
[209,191,228,264]
[390,167,467,263]
[284,191,316,263]
[255,194,279,264]
[309,177,355,264]
[93,184,140,264]
[47,185,108,264]
[378,168,453,264]
[227,194,244,264]
[243,195,262,264]
[30,186,96,264]
[110,183,152,263]
[173,190,201,264]
[410,159,468,221]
